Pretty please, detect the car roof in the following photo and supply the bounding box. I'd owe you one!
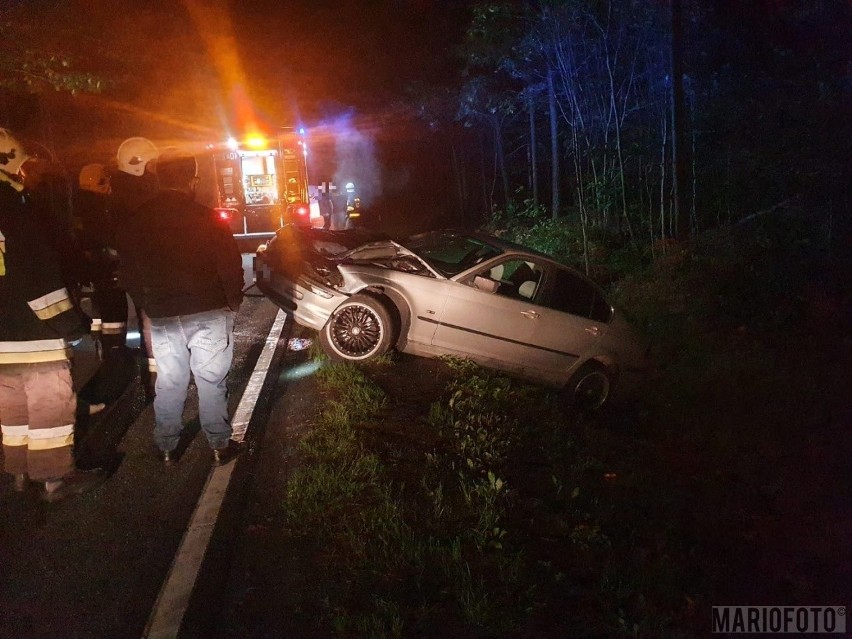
[405,228,553,260]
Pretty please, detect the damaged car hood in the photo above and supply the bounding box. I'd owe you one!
[262,226,440,289]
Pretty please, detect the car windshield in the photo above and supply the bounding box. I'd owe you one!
[404,231,503,277]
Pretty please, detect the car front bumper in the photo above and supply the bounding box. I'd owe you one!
[254,253,344,332]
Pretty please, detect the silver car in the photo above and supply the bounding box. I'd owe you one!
[254,226,649,409]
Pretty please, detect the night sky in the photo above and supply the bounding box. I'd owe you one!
[5,0,473,231]
[29,1,471,136]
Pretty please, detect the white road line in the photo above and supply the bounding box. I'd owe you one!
[231,310,288,443]
[143,308,288,639]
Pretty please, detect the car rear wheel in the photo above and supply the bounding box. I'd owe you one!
[564,361,612,411]
[320,294,397,362]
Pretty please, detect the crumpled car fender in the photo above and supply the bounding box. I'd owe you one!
[335,267,422,342]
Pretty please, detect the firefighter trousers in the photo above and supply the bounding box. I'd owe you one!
[0,360,76,482]
[90,284,129,351]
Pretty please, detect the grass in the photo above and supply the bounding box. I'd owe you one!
[272,206,849,637]
[280,358,543,636]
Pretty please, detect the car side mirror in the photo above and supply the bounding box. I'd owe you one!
[473,275,499,294]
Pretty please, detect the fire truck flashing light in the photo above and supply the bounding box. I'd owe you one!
[245,134,268,149]
[212,129,312,236]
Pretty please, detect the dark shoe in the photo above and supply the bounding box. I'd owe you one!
[13,473,30,492]
[212,440,243,466]
[41,469,108,504]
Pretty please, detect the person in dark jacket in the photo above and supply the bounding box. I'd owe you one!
[114,148,244,466]
[318,188,333,230]
[0,128,107,502]
[110,137,159,400]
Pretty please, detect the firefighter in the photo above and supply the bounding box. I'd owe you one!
[75,163,128,355]
[111,137,159,401]
[73,164,139,406]
[0,128,107,502]
[344,181,361,229]
[15,144,81,292]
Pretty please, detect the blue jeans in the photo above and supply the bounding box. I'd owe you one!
[149,309,236,452]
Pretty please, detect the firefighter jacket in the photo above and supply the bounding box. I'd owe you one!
[23,164,82,289]
[73,189,120,287]
[109,170,158,216]
[114,189,244,318]
[74,189,115,252]
[0,179,90,365]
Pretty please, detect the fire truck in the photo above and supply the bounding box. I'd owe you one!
[211,128,313,237]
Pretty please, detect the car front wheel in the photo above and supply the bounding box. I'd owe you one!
[320,294,396,362]
[564,361,613,410]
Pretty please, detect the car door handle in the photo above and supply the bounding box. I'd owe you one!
[521,310,539,319]
[585,326,601,335]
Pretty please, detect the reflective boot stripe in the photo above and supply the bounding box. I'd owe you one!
[27,424,74,450]
[1,424,29,447]
[102,322,127,335]
[148,358,158,373]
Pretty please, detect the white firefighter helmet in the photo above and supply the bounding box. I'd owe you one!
[116,137,158,177]
[345,181,355,193]
[79,163,110,194]
[0,128,30,176]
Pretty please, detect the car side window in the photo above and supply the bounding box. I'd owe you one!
[589,289,613,323]
[544,268,601,319]
[474,258,544,302]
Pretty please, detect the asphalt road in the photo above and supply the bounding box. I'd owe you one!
[0,255,295,639]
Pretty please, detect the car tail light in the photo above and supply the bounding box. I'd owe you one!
[215,208,237,222]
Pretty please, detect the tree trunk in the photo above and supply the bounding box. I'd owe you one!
[480,133,489,215]
[493,115,510,209]
[548,68,560,219]
[671,0,689,239]
[690,93,697,234]
[527,93,539,207]
[659,111,668,242]
[451,145,465,221]
[604,46,635,244]
[574,132,590,276]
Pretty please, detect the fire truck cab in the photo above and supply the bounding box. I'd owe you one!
[212,128,312,237]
